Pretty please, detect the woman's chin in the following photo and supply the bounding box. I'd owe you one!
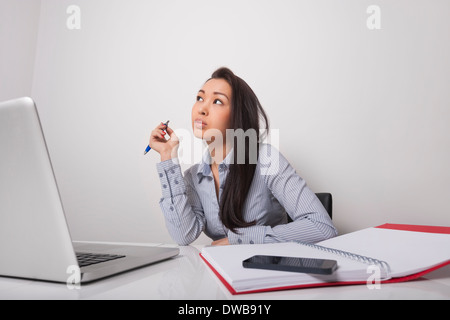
[193,128,204,140]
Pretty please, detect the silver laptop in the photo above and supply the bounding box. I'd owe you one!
[0,97,179,284]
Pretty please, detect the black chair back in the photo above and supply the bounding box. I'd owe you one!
[315,193,332,219]
[286,193,333,222]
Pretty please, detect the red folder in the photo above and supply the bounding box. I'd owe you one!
[199,223,450,295]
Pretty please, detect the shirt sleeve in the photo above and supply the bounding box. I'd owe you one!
[227,145,338,245]
[156,159,206,245]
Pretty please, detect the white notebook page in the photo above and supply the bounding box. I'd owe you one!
[317,227,450,278]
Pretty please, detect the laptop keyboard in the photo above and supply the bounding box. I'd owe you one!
[76,252,126,267]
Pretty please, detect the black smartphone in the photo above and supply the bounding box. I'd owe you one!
[242,255,338,275]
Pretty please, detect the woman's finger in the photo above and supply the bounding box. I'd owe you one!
[165,126,174,135]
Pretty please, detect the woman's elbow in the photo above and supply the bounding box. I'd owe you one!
[170,234,194,246]
[169,231,198,246]
[319,224,339,241]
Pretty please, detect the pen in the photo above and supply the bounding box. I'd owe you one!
[144,120,170,155]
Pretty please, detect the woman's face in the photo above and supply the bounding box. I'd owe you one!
[192,78,232,142]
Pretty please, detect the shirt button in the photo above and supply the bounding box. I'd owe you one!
[159,173,163,178]
[170,169,175,174]
[170,206,174,211]
[174,180,179,185]
[237,239,242,244]
[163,184,167,189]
[249,240,254,244]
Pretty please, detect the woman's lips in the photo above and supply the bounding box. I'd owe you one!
[194,119,207,129]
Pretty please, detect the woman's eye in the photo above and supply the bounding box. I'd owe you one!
[196,96,204,102]
[214,99,223,105]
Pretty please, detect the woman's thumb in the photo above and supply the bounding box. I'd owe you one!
[166,126,179,142]
[166,126,174,136]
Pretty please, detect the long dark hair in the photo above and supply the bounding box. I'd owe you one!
[209,67,269,233]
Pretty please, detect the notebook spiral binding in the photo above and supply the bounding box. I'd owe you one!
[295,241,392,279]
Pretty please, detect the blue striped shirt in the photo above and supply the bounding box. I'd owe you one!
[156,144,338,246]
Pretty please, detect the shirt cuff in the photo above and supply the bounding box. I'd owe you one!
[156,159,185,199]
[227,226,268,245]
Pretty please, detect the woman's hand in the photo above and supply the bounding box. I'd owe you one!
[211,238,229,246]
[149,122,179,161]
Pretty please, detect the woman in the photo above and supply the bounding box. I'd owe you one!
[149,67,337,246]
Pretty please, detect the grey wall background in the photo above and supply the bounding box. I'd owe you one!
[0,0,40,102]
[1,0,449,244]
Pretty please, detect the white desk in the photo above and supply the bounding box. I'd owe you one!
[1,244,449,300]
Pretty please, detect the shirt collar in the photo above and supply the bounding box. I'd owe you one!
[196,148,234,183]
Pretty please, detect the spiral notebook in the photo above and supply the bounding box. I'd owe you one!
[199,224,450,294]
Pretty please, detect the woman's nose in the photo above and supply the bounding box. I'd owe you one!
[197,104,208,116]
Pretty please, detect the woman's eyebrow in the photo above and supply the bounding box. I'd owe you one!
[198,89,229,101]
